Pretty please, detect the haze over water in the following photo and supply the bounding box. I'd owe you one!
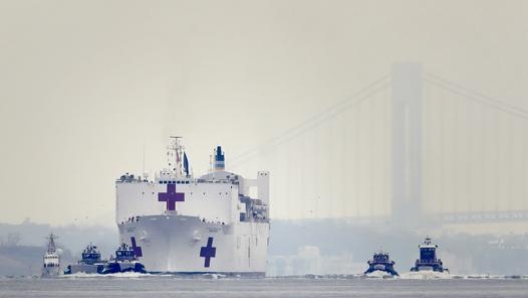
[1,0,528,293]
[1,0,527,227]
[2,276,528,298]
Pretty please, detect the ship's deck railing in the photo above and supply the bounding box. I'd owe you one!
[116,175,243,186]
[116,173,146,183]
[116,177,244,186]
[195,178,240,184]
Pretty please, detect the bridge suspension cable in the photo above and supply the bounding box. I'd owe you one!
[423,71,528,220]
[424,72,528,121]
[230,74,391,169]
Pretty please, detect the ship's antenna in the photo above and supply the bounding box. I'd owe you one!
[142,139,146,175]
[168,136,184,178]
[46,233,58,253]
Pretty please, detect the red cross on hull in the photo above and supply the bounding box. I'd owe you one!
[158,184,185,211]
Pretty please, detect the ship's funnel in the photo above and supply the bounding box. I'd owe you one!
[214,146,225,171]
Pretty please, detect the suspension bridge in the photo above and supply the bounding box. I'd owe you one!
[230,63,528,225]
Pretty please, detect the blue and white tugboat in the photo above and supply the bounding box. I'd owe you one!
[410,237,448,273]
[364,251,399,276]
[64,243,107,274]
[101,243,146,274]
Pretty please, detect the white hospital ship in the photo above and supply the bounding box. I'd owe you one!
[116,137,270,276]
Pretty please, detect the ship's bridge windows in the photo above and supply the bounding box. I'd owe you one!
[420,248,435,260]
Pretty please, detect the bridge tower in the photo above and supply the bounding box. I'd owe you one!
[391,63,424,224]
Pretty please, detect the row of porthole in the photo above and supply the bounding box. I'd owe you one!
[159,180,191,184]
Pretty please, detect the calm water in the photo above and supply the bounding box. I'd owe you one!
[1,276,527,298]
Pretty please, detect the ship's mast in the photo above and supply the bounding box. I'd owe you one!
[46,233,58,254]
[167,136,185,178]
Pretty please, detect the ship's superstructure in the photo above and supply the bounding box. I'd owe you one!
[116,137,270,275]
[410,237,448,273]
[101,243,146,274]
[42,233,61,277]
[64,243,107,274]
[364,251,399,276]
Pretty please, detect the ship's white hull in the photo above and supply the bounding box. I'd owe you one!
[116,140,270,276]
[42,260,61,277]
[118,214,269,275]
[41,267,61,277]
[42,250,61,277]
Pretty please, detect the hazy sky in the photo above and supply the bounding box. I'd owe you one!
[1,0,527,226]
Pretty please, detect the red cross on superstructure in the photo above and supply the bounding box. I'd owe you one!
[158,183,185,211]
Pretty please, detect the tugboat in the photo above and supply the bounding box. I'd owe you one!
[101,243,146,274]
[410,237,448,272]
[64,243,107,274]
[364,251,399,276]
[41,233,61,277]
